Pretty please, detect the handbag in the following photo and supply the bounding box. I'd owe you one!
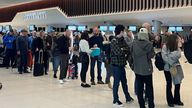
[170,65,178,76]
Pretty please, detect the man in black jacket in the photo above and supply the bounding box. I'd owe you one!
[57,30,71,84]
[16,29,30,74]
[88,27,104,85]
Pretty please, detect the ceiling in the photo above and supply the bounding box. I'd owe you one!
[0,0,40,8]
[1,6,192,28]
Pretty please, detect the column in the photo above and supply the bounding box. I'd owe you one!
[152,20,162,34]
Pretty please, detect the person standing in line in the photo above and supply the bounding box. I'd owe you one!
[111,25,134,107]
[16,29,30,74]
[131,28,155,108]
[162,34,184,107]
[3,29,16,69]
[28,31,37,50]
[52,33,61,79]
[44,31,54,74]
[79,32,92,88]
[88,27,104,85]
[28,31,37,71]
[56,30,71,84]
[103,35,114,89]
[32,31,45,74]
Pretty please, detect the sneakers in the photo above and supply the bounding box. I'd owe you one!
[59,80,64,84]
[113,101,124,107]
[63,79,70,82]
[97,81,105,84]
[126,97,134,104]
[81,83,91,88]
[91,81,96,85]
[24,70,30,73]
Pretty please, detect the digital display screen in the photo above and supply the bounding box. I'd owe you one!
[176,27,183,32]
[99,26,107,31]
[5,25,11,31]
[29,25,35,31]
[78,26,86,31]
[0,26,3,31]
[68,26,77,31]
[109,26,116,31]
[129,26,137,31]
[168,27,176,32]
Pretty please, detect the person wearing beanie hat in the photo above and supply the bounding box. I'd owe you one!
[111,24,134,107]
[138,28,149,41]
[131,27,155,108]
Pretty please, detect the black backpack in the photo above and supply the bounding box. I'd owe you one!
[155,52,165,71]
[184,41,192,64]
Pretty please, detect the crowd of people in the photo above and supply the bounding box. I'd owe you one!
[0,22,191,108]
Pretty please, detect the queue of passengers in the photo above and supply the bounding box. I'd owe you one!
[0,22,189,108]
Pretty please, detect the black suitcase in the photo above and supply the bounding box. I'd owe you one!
[33,50,44,77]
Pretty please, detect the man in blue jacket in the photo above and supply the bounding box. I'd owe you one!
[3,29,16,69]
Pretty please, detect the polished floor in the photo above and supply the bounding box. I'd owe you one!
[0,53,191,108]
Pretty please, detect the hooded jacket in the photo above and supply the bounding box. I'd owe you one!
[3,34,16,49]
[131,40,155,76]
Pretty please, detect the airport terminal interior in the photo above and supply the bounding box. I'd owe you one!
[0,0,192,108]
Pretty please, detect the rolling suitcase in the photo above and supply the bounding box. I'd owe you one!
[33,50,44,77]
[67,63,75,79]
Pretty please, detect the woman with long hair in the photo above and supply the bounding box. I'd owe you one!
[162,34,184,107]
[79,31,92,88]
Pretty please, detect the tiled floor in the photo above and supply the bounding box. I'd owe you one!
[0,54,191,108]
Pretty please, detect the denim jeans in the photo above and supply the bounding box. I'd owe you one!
[112,65,132,102]
[105,61,113,84]
[53,54,69,80]
[90,56,102,82]
[53,55,61,74]
[18,51,28,72]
